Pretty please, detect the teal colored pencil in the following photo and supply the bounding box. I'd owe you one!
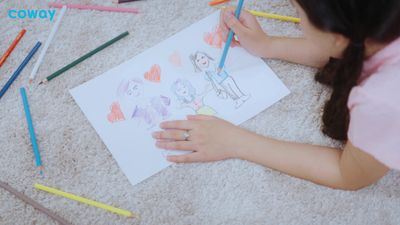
[217,0,245,72]
[20,87,43,175]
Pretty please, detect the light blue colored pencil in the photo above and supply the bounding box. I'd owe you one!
[217,0,245,72]
[20,87,43,175]
[0,42,41,100]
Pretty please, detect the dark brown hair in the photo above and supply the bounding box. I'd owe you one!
[295,0,400,140]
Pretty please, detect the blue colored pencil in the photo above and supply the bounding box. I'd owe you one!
[20,87,43,175]
[217,0,245,72]
[0,42,41,100]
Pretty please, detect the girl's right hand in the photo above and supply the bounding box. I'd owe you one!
[220,9,270,57]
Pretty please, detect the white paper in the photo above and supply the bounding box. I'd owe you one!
[70,12,290,186]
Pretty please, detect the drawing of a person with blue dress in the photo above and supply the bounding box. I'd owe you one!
[189,51,250,108]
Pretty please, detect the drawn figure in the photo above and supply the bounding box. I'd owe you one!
[171,79,217,116]
[107,102,126,123]
[169,51,182,67]
[189,51,250,108]
[131,95,171,128]
[114,77,171,128]
[144,64,161,83]
[203,25,240,49]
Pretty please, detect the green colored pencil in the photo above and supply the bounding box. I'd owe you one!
[39,31,129,85]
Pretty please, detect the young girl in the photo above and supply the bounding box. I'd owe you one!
[152,0,400,190]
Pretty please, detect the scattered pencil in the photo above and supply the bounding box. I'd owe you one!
[48,2,140,14]
[39,31,129,85]
[0,42,41,100]
[0,181,73,225]
[217,0,245,73]
[20,87,44,175]
[34,183,137,218]
[209,0,230,6]
[113,0,141,4]
[29,6,67,84]
[0,29,26,68]
[215,6,300,23]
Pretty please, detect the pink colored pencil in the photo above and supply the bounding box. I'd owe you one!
[48,2,140,14]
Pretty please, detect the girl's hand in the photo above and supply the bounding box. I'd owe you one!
[220,8,270,57]
[152,115,251,163]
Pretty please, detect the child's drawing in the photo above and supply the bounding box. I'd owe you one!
[107,102,126,123]
[189,51,250,108]
[171,79,217,116]
[131,95,171,128]
[70,12,291,186]
[144,64,161,83]
[169,51,182,67]
[112,77,171,128]
[203,25,240,49]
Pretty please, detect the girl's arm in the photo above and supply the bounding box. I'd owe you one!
[153,115,389,190]
[220,9,331,68]
[235,133,389,190]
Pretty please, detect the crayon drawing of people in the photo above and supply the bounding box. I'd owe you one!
[115,77,171,129]
[189,51,250,108]
[171,79,216,116]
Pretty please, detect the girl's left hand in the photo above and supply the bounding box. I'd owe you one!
[152,115,250,163]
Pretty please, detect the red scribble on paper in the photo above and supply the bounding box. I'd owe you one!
[169,51,182,67]
[144,64,161,83]
[107,102,126,123]
[203,25,240,49]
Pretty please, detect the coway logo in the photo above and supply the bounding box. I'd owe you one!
[8,9,56,21]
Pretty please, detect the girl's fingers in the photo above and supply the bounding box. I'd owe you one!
[156,141,194,151]
[166,152,202,163]
[187,114,217,121]
[160,120,194,130]
[152,130,188,141]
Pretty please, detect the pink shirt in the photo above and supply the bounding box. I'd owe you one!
[348,37,400,170]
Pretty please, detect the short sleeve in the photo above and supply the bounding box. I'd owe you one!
[348,87,400,170]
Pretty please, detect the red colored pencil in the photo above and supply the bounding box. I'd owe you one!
[113,0,141,4]
[0,29,26,68]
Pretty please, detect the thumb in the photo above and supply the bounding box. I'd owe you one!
[224,12,247,37]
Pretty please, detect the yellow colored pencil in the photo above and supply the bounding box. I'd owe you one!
[215,6,300,23]
[34,183,136,218]
[247,9,300,23]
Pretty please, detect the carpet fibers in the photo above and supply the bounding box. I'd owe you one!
[1,0,399,225]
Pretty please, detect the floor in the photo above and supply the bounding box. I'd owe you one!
[0,0,399,225]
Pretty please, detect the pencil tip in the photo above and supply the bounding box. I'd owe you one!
[38,81,43,85]
[216,68,222,74]
[38,166,44,176]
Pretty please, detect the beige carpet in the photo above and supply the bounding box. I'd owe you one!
[1,0,399,224]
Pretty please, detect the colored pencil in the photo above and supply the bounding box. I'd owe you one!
[34,183,137,218]
[217,0,245,72]
[247,9,300,23]
[209,0,230,6]
[0,29,26,68]
[0,42,41,100]
[113,0,141,4]
[215,6,300,23]
[0,181,72,225]
[29,6,67,83]
[39,31,129,85]
[20,87,43,175]
[48,2,140,14]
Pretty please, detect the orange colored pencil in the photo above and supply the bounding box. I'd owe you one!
[209,0,230,6]
[0,29,26,68]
